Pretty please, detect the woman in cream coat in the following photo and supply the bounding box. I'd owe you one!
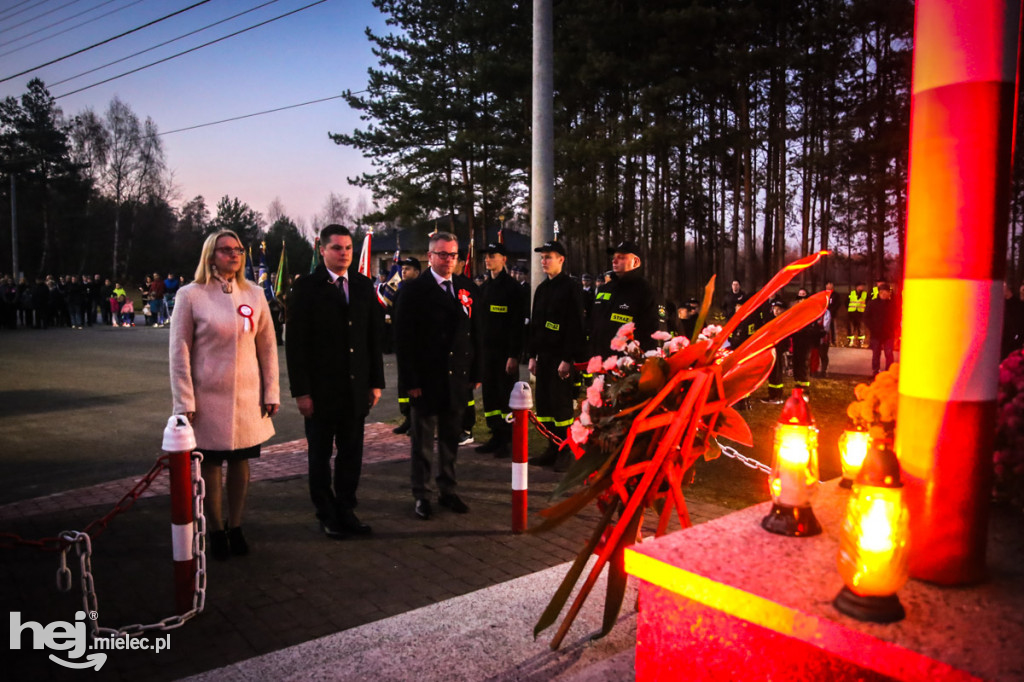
[170,230,280,559]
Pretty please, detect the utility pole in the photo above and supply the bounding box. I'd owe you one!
[531,0,554,295]
[10,173,18,280]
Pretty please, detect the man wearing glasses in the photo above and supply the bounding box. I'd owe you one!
[286,224,386,539]
[395,231,482,520]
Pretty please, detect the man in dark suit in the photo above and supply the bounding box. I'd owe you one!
[395,231,482,520]
[286,224,385,539]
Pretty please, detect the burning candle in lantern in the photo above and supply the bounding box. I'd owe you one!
[839,425,871,489]
[761,388,822,537]
[834,440,910,623]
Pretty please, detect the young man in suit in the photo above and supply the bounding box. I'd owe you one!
[286,224,385,539]
[395,231,483,520]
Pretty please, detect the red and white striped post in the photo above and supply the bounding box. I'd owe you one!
[162,415,197,612]
[898,0,1022,584]
[509,381,534,534]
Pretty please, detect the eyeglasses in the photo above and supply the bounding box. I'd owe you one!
[216,247,245,256]
[431,251,459,260]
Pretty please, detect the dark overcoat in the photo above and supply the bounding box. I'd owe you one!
[394,268,482,416]
[285,265,385,418]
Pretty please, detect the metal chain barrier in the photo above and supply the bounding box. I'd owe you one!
[7,452,207,638]
[719,443,773,475]
[526,410,564,447]
[0,455,171,552]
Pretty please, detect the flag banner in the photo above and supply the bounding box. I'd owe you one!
[258,241,275,301]
[245,246,257,282]
[309,237,321,274]
[358,231,372,277]
[274,240,288,297]
[376,262,403,307]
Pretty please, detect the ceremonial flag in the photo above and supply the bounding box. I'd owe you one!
[309,237,321,273]
[463,230,474,278]
[274,240,288,297]
[258,241,275,301]
[376,249,402,308]
[244,246,256,282]
[358,230,372,277]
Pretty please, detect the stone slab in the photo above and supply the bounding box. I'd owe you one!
[625,480,1024,681]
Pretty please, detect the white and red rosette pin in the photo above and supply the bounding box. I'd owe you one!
[457,289,472,317]
[237,304,254,332]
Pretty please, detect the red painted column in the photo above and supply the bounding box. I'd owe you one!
[509,381,534,534]
[163,415,198,612]
[898,0,1022,584]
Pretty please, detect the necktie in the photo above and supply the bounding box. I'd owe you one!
[443,280,454,299]
[337,276,348,303]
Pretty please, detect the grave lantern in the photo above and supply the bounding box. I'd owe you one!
[834,440,910,623]
[761,388,822,537]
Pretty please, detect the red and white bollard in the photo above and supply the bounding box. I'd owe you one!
[509,381,534,534]
[162,415,197,613]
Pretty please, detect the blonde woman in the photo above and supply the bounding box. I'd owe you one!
[170,230,280,560]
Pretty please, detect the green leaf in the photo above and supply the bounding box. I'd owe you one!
[533,498,620,638]
[691,275,717,344]
[598,505,644,639]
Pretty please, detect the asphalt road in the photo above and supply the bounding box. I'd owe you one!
[0,323,403,505]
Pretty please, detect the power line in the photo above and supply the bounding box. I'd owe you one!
[0,0,151,58]
[0,0,44,25]
[48,0,284,87]
[54,0,328,99]
[0,0,212,84]
[0,0,122,51]
[159,92,358,136]
[1,0,84,36]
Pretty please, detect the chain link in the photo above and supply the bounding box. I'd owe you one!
[719,443,772,475]
[526,411,564,446]
[6,452,208,639]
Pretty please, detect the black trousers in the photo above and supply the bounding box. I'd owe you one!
[534,354,576,430]
[481,351,516,443]
[792,333,812,390]
[410,406,461,499]
[304,412,366,523]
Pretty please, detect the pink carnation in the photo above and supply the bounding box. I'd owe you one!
[570,419,590,445]
[664,336,690,354]
[586,376,605,407]
[586,355,605,374]
[609,336,627,352]
[700,324,723,339]
[603,356,619,371]
[651,330,672,341]
[615,322,635,339]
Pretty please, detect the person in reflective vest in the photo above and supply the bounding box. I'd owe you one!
[846,282,867,347]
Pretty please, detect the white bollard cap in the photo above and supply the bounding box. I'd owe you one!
[508,381,534,411]
[162,415,197,452]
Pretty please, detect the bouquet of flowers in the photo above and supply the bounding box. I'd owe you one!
[994,350,1024,506]
[531,252,831,649]
[845,364,899,444]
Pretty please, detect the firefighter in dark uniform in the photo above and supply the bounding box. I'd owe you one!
[457,254,482,445]
[761,299,790,403]
[474,243,525,458]
[392,257,421,435]
[527,240,585,471]
[589,241,659,357]
[791,288,816,395]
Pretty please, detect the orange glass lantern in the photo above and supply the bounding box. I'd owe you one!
[762,388,822,537]
[838,424,871,489]
[834,440,910,623]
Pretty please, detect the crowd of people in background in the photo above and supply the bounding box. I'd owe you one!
[0,272,187,331]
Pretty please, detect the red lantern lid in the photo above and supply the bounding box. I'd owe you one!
[779,388,813,426]
[855,441,903,489]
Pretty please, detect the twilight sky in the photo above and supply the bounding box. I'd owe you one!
[0,0,389,229]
